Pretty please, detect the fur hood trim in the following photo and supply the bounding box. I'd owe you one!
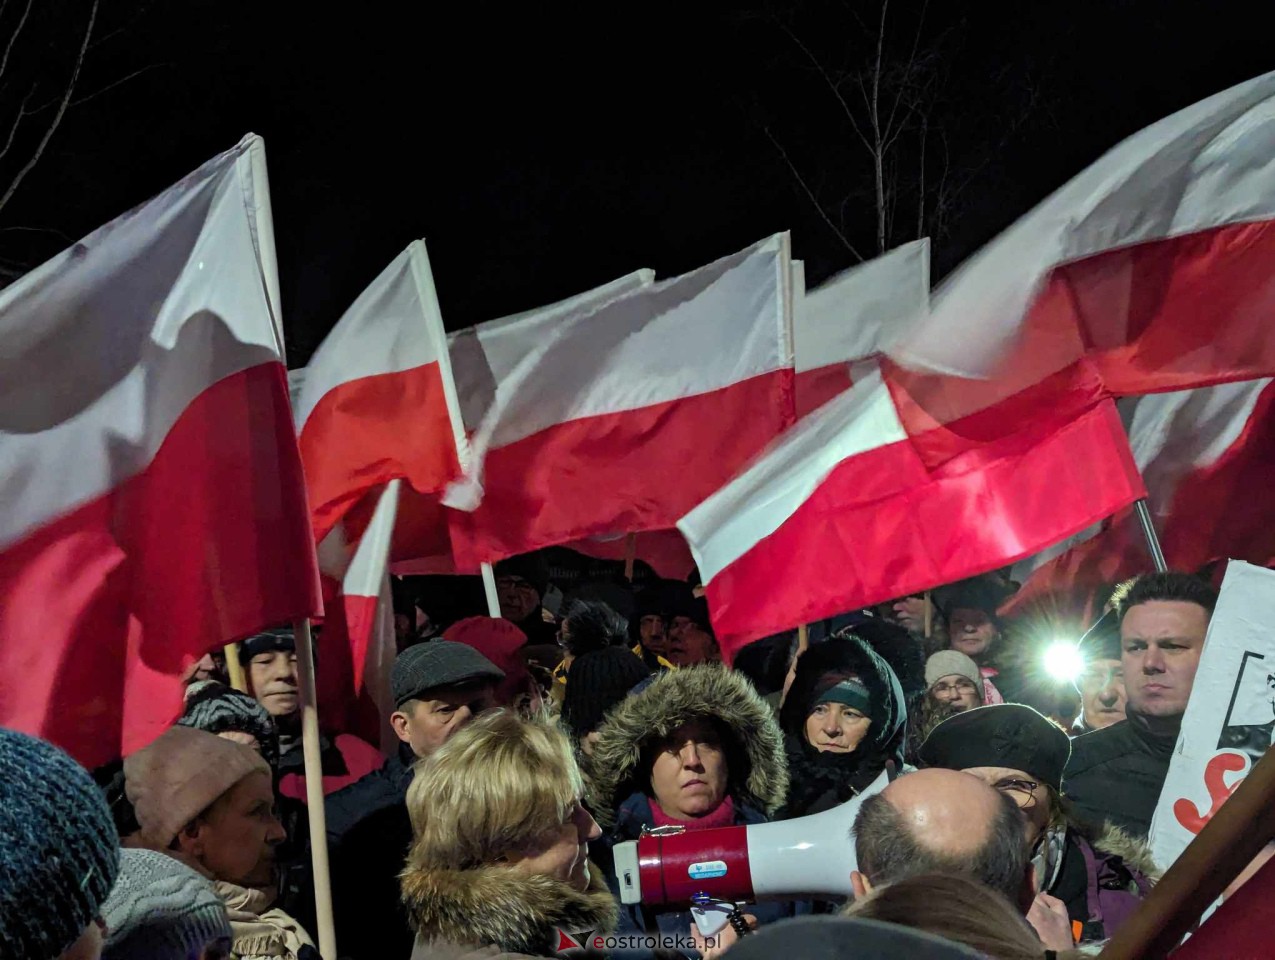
[401,861,617,956]
[1090,821,1162,880]
[587,665,788,828]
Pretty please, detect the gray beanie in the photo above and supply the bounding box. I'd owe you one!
[0,727,121,959]
[102,849,231,960]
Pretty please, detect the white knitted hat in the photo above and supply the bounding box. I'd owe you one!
[102,849,231,960]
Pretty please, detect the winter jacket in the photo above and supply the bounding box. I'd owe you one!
[1063,710,1180,839]
[323,744,418,960]
[401,861,617,958]
[1045,818,1157,944]
[588,666,794,957]
[778,634,907,820]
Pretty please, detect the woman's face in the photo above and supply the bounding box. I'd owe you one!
[947,608,999,660]
[804,701,872,753]
[927,675,982,713]
[649,719,729,819]
[506,799,602,892]
[963,766,1051,846]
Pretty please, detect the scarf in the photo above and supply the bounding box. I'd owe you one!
[649,794,737,831]
[215,880,315,960]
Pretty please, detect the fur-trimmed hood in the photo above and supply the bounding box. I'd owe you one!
[401,861,617,957]
[587,665,788,828]
[1087,819,1161,881]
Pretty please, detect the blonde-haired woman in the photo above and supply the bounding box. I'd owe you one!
[401,710,617,958]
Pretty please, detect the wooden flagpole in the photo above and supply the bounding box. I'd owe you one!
[623,532,638,582]
[292,618,338,960]
[223,643,247,692]
[923,590,933,640]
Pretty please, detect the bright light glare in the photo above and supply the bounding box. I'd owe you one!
[1042,641,1086,682]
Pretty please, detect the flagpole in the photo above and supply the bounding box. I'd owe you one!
[292,618,338,960]
[1133,498,1169,573]
[480,562,502,618]
[623,533,638,582]
[922,591,933,640]
[223,644,247,692]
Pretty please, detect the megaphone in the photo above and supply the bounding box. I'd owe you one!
[611,768,890,914]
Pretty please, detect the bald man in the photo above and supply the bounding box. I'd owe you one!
[852,768,1029,905]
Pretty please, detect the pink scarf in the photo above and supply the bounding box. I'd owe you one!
[650,794,737,831]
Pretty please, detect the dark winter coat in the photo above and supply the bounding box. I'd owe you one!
[401,860,617,958]
[778,634,907,820]
[323,744,418,960]
[1048,818,1158,943]
[1063,710,1180,839]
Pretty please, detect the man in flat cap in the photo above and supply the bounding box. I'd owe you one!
[324,641,504,960]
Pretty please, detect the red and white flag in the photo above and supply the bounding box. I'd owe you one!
[0,135,321,766]
[679,364,1144,654]
[294,241,465,545]
[444,234,796,568]
[794,239,929,417]
[893,70,1275,405]
[1009,376,1275,618]
[315,480,400,752]
[387,268,656,574]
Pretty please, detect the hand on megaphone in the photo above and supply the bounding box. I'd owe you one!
[690,912,757,958]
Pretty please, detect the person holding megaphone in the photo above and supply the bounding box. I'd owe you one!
[588,664,799,954]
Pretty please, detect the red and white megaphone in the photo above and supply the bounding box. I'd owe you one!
[610,767,890,917]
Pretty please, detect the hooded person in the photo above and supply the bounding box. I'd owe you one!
[919,704,1155,944]
[778,632,908,820]
[587,665,796,943]
[101,849,232,960]
[123,726,316,960]
[0,727,121,960]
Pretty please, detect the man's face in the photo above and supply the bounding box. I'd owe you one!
[667,617,719,666]
[507,800,602,893]
[962,766,1051,848]
[649,719,729,819]
[929,674,982,712]
[1079,659,1127,730]
[392,682,496,759]
[496,575,541,623]
[183,652,219,686]
[639,614,669,656]
[948,608,998,659]
[1121,600,1209,717]
[247,648,298,719]
[182,771,285,888]
[887,595,930,634]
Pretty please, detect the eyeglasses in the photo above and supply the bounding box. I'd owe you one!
[993,778,1040,806]
[931,679,979,696]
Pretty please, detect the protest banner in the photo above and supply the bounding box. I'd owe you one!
[1150,560,1275,870]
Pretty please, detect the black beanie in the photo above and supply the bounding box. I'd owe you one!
[562,647,651,738]
[918,703,1071,791]
[238,626,294,664]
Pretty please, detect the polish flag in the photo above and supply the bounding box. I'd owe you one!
[794,239,929,418]
[383,268,656,575]
[679,364,1145,653]
[315,480,400,753]
[294,241,465,546]
[892,70,1275,421]
[0,135,321,767]
[445,234,796,568]
[1008,376,1275,619]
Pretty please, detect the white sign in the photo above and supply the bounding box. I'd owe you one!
[1149,561,1275,870]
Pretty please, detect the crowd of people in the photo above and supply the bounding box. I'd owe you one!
[1,553,1246,959]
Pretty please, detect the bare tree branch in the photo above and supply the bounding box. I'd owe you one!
[882,0,929,144]
[764,125,866,262]
[776,18,875,154]
[0,0,34,87]
[0,83,34,164]
[71,62,166,107]
[0,0,98,220]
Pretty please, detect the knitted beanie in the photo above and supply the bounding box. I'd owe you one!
[924,650,983,691]
[124,726,271,850]
[562,647,651,738]
[0,727,121,960]
[102,849,231,960]
[178,680,280,769]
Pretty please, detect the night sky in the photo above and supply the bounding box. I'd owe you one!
[4,1,1274,365]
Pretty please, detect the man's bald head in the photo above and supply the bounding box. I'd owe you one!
[855,769,1028,905]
